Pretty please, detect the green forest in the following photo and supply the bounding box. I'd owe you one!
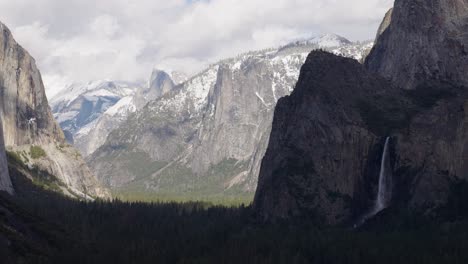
[2,166,468,264]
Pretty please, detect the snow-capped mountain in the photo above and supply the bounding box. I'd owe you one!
[89,34,374,199]
[50,80,144,156]
[332,41,374,62]
[292,33,352,48]
[50,69,189,157]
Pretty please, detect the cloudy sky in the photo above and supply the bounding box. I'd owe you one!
[0,0,393,97]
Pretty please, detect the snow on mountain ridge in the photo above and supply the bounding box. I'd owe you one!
[150,65,219,116]
[50,80,141,108]
[52,32,372,169]
[104,96,137,117]
[50,80,145,156]
[87,33,375,196]
[146,33,372,127]
[331,41,374,62]
[302,33,353,48]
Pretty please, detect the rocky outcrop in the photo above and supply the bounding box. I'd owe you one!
[254,52,468,225]
[133,70,175,108]
[366,0,468,211]
[90,35,372,198]
[374,8,393,43]
[255,0,468,225]
[0,23,63,146]
[253,51,407,225]
[0,118,13,194]
[366,0,468,90]
[0,21,109,199]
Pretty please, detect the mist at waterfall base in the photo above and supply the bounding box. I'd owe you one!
[355,137,393,227]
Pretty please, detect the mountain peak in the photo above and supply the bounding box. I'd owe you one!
[149,69,173,88]
[301,33,352,48]
[150,69,188,86]
[146,69,176,100]
[278,33,354,53]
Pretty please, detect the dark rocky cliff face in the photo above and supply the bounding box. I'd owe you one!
[253,51,409,225]
[366,0,468,90]
[255,53,468,226]
[365,0,468,211]
[255,0,468,225]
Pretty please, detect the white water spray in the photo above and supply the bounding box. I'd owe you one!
[372,137,391,215]
[355,137,392,227]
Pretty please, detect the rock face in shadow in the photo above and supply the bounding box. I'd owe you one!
[366,0,468,211]
[253,51,403,225]
[0,118,13,194]
[366,0,468,90]
[0,21,109,199]
[255,0,468,225]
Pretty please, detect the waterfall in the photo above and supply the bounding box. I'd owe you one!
[372,137,391,215]
[355,137,392,227]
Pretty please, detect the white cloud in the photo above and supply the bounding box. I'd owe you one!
[90,15,120,38]
[0,0,394,96]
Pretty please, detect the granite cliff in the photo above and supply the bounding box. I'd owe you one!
[366,0,468,90]
[89,35,372,200]
[0,21,109,199]
[255,0,468,225]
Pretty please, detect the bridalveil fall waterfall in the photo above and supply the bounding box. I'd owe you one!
[373,137,392,215]
[356,137,392,227]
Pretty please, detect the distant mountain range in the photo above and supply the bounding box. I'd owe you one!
[47,33,373,201]
[50,71,188,157]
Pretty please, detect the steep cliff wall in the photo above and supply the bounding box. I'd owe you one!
[366,0,468,89]
[254,51,406,225]
[255,0,468,225]
[0,21,109,199]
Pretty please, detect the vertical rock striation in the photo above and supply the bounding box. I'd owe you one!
[0,21,109,199]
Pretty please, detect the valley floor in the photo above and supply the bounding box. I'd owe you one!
[111,189,254,207]
[2,167,468,264]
